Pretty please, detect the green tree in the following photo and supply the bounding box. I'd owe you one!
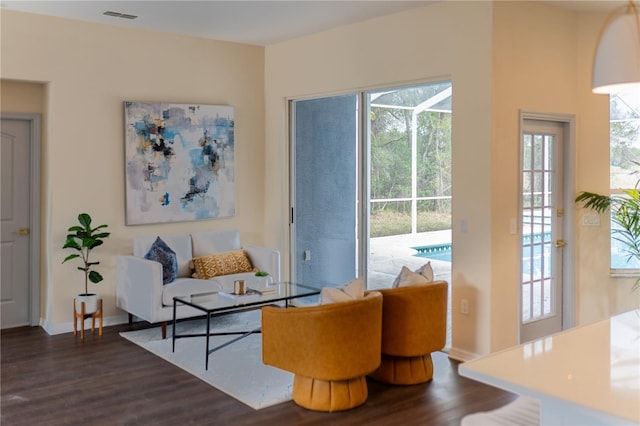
[610,121,640,169]
[369,83,453,235]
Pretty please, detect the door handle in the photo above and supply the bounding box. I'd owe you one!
[555,239,566,248]
[14,227,30,236]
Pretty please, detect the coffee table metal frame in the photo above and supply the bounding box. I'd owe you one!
[172,282,320,370]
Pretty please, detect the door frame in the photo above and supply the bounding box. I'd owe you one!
[1,112,41,326]
[518,111,576,340]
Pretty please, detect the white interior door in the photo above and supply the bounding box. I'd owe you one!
[1,118,34,328]
[519,119,565,343]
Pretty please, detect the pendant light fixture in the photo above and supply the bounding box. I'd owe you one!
[592,1,640,94]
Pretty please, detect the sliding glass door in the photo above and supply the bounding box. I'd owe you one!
[365,83,453,290]
[290,94,359,287]
[290,81,452,293]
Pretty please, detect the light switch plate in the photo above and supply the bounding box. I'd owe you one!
[582,213,601,227]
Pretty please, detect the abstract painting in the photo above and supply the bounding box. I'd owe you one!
[124,102,235,225]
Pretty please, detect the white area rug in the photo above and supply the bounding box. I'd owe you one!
[119,310,293,410]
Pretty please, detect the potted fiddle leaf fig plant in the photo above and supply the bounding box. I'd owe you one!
[62,213,110,313]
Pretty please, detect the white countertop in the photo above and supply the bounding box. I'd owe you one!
[459,309,640,425]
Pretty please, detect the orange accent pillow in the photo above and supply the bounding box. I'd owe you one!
[191,249,255,279]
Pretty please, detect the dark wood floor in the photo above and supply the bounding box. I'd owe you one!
[1,323,516,425]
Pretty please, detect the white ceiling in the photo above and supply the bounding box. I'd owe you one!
[0,1,626,47]
[0,1,437,46]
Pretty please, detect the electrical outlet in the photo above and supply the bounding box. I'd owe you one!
[461,299,469,315]
[304,250,311,261]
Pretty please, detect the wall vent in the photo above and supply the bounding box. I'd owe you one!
[103,11,138,20]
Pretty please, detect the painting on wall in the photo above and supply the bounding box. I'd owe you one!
[124,102,235,225]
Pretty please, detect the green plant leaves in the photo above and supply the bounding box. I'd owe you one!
[88,271,103,284]
[577,190,640,291]
[61,213,110,294]
[62,237,81,251]
[575,191,612,213]
[62,253,80,263]
[78,213,92,228]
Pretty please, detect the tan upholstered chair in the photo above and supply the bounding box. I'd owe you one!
[261,291,383,412]
[368,280,448,385]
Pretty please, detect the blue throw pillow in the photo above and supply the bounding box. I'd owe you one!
[144,237,178,285]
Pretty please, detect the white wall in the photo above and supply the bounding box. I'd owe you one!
[1,10,266,333]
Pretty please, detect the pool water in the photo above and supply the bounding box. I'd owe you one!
[413,243,452,263]
[414,239,640,269]
[413,242,558,274]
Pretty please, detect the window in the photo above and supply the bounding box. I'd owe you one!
[609,86,640,270]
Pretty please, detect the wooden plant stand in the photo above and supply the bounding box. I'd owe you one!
[74,298,103,341]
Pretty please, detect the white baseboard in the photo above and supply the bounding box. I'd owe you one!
[40,314,130,335]
[447,346,480,362]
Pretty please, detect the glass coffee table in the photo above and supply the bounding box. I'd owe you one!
[172,282,320,370]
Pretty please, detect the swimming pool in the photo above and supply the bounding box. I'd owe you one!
[412,243,547,271]
[412,232,553,264]
[412,243,452,262]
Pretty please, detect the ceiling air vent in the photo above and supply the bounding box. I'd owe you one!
[103,11,138,20]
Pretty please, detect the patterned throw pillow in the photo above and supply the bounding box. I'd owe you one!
[320,277,365,304]
[392,261,434,288]
[144,236,178,285]
[191,249,255,279]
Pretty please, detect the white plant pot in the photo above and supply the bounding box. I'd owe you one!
[252,275,273,288]
[76,293,99,314]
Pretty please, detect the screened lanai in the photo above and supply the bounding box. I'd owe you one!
[366,81,453,290]
[366,82,453,346]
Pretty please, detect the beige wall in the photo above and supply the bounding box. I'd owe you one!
[265,0,639,358]
[490,1,582,351]
[3,1,638,350]
[573,12,640,324]
[490,2,639,350]
[265,1,495,357]
[1,10,266,333]
[1,80,45,113]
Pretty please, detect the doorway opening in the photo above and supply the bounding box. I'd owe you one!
[366,82,452,292]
